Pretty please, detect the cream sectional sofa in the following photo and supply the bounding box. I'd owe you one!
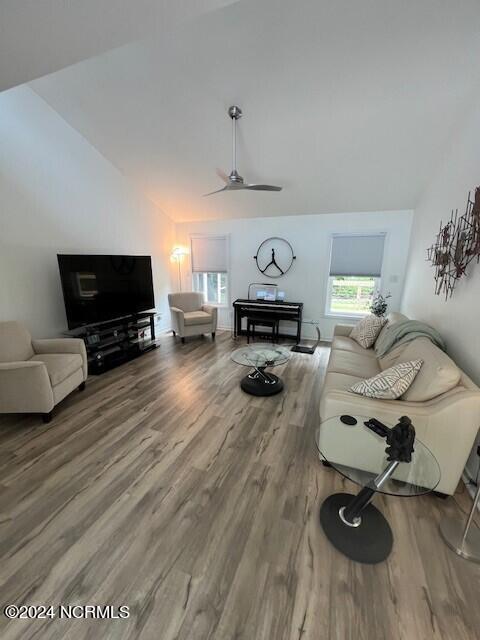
[320,312,480,495]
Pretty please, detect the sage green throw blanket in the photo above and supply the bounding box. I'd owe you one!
[374,320,446,358]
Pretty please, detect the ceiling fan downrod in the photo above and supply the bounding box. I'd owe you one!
[203,104,282,195]
[228,105,243,183]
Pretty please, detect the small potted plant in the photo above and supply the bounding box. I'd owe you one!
[370,291,391,317]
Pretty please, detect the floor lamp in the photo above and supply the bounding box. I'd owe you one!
[171,248,188,291]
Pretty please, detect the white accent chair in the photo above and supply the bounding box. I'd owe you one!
[168,292,217,343]
[0,321,88,423]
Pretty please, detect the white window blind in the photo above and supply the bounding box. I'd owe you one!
[329,234,385,277]
[191,236,228,273]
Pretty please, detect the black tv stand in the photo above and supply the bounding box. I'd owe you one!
[65,312,157,375]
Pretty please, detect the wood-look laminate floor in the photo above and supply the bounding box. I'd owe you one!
[0,331,479,640]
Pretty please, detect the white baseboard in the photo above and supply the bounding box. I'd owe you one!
[161,326,229,334]
[215,326,333,341]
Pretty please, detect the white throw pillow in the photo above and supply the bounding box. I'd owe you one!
[350,315,387,349]
[350,360,423,399]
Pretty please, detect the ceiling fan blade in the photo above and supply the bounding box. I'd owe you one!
[203,186,228,196]
[244,184,283,191]
[216,168,230,183]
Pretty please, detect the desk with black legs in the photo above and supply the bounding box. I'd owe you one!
[233,299,303,342]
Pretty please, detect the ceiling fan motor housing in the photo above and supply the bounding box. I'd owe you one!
[228,105,242,120]
[229,169,244,184]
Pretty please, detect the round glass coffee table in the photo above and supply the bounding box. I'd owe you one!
[231,343,290,396]
[315,414,441,564]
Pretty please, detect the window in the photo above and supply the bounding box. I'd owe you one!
[327,275,380,315]
[326,234,385,316]
[191,235,228,305]
[192,272,228,305]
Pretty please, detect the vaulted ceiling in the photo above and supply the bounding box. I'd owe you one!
[0,0,238,92]
[7,1,480,221]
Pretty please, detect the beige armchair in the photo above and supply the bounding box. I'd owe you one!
[0,321,88,423]
[168,292,217,343]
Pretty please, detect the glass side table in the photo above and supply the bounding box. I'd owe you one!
[315,414,441,564]
[231,343,290,396]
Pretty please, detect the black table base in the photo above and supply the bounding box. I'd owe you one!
[240,368,284,396]
[320,492,393,564]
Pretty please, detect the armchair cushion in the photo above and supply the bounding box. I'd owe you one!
[168,292,204,313]
[30,354,83,387]
[32,337,87,378]
[0,321,34,362]
[184,310,212,326]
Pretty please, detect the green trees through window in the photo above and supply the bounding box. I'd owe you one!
[328,276,378,315]
[192,272,227,305]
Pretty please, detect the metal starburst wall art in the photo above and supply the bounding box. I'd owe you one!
[426,186,480,299]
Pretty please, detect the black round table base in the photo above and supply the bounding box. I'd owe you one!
[320,493,393,564]
[240,372,283,396]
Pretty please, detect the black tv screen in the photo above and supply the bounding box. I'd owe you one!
[57,254,155,329]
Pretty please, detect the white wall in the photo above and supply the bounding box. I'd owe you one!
[175,210,413,340]
[0,86,175,338]
[402,103,480,480]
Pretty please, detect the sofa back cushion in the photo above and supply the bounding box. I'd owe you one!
[168,292,204,313]
[0,321,34,362]
[378,343,408,371]
[399,337,461,401]
[375,311,409,345]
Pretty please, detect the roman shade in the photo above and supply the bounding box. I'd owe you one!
[329,234,385,277]
[191,236,228,273]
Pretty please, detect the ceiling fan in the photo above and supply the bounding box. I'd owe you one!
[204,105,282,196]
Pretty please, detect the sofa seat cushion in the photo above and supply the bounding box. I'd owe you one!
[30,353,83,386]
[184,310,212,326]
[327,349,381,378]
[400,338,461,401]
[331,336,377,358]
[322,371,364,396]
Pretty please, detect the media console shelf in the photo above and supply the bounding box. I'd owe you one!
[64,312,157,375]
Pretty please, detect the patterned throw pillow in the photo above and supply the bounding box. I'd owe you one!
[350,360,423,400]
[350,315,387,349]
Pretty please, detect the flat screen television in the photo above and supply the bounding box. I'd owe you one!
[57,254,155,329]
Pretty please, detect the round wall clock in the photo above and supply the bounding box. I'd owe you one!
[254,237,296,278]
